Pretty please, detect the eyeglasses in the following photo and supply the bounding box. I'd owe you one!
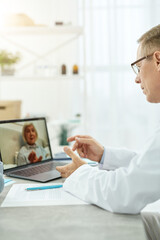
[131,53,154,75]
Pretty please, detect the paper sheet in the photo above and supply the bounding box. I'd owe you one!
[1,183,88,207]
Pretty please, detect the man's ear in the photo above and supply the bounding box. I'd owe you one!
[154,51,160,71]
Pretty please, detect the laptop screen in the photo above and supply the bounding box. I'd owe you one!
[0,118,52,170]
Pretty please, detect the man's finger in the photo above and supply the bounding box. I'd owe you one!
[77,148,85,158]
[72,141,83,151]
[56,165,67,173]
[72,141,78,151]
[56,163,73,178]
[67,135,92,142]
[75,137,93,145]
[64,147,87,166]
[61,173,67,178]
[63,146,79,160]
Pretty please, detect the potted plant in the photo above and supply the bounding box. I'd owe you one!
[0,50,21,75]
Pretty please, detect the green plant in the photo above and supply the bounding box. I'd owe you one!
[0,50,21,68]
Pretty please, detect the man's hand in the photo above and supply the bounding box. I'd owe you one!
[28,151,42,163]
[56,146,87,178]
[67,135,104,163]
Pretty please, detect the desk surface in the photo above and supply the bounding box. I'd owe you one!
[0,177,146,240]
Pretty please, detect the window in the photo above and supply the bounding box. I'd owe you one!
[78,0,160,149]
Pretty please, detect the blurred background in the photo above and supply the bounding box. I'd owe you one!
[0,0,160,151]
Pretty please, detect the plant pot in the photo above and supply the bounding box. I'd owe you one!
[1,65,15,76]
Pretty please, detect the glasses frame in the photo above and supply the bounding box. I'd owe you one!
[131,53,154,75]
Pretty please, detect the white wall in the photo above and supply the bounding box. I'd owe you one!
[0,0,83,124]
[1,0,160,151]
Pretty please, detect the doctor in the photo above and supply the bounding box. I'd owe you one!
[56,24,160,214]
[0,161,4,193]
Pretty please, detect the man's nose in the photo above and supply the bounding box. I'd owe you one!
[135,75,141,84]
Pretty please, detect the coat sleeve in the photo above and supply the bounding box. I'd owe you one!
[99,147,137,170]
[0,162,4,193]
[63,128,160,214]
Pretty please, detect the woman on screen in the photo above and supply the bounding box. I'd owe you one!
[17,123,48,166]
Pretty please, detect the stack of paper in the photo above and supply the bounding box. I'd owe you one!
[1,183,88,207]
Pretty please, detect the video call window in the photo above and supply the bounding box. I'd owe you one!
[0,119,52,170]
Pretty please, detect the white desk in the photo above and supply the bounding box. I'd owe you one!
[0,177,146,240]
[141,200,160,240]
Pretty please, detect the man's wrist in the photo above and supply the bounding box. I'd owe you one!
[99,148,105,165]
[98,147,104,163]
[78,160,87,168]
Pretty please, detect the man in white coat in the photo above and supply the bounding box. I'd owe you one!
[56,24,160,214]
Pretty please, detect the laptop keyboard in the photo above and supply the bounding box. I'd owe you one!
[11,161,65,177]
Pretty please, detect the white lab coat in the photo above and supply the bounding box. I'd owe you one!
[63,127,160,214]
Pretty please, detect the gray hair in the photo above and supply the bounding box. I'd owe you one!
[22,123,38,142]
[138,24,160,56]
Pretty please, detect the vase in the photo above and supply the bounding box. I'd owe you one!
[1,65,15,76]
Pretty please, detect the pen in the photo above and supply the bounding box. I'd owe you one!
[25,184,63,191]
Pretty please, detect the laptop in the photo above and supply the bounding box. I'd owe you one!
[0,117,70,182]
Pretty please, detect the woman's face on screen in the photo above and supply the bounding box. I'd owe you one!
[24,125,37,145]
